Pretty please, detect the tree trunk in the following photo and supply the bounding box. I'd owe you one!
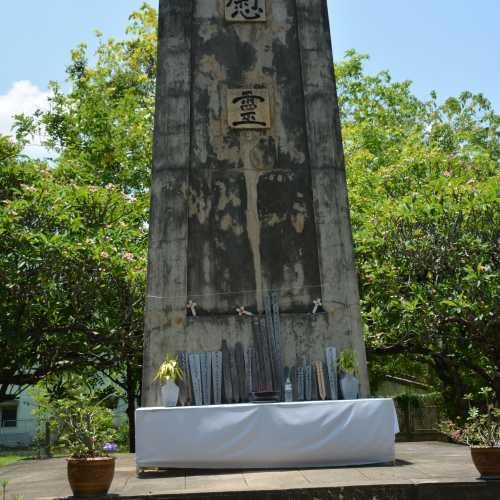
[126,361,136,453]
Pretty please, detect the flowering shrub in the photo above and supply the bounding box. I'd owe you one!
[47,394,118,459]
[103,442,118,453]
[440,388,500,448]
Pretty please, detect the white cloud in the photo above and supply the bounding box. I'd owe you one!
[0,80,52,158]
[0,80,50,136]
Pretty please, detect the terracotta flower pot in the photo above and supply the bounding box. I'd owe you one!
[67,456,115,497]
[470,447,500,479]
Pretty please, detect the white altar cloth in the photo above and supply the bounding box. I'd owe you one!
[135,399,399,469]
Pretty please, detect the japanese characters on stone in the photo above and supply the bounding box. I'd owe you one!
[228,89,271,130]
[225,0,266,22]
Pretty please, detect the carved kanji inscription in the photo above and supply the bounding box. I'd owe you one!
[225,0,266,23]
[228,89,270,130]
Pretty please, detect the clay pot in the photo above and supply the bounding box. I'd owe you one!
[67,456,115,497]
[470,447,500,479]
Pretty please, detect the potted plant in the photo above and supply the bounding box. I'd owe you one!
[50,395,118,497]
[338,348,359,400]
[155,354,184,407]
[440,388,500,479]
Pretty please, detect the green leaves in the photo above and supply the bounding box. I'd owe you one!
[339,51,500,413]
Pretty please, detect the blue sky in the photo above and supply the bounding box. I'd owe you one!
[1,0,499,146]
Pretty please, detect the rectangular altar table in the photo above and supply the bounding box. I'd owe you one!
[135,399,399,470]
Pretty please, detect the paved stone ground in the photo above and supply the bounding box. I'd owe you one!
[0,442,498,500]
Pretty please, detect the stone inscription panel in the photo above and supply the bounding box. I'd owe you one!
[225,0,266,22]
[228,89,271,130]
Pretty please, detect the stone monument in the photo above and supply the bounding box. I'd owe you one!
[142,0,369,406]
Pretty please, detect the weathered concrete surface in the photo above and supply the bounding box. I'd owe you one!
[3,443,500,500]
[143,0,369,406]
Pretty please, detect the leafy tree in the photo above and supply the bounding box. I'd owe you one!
[0,134,145,447]
[9,4,155,449]
[15,4,157,193]
[338,51,499,413]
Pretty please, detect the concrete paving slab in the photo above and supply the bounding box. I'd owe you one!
[185,472,248,492]
[0,442,498,500]
[301,467,368,486]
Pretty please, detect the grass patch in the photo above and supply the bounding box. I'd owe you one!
[0,450,34,468]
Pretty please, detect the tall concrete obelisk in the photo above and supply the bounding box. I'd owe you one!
[142,0,369,406]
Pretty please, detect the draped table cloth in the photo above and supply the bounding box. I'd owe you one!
[135,398,399,469]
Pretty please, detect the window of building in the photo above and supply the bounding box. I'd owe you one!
[1,406,18,428]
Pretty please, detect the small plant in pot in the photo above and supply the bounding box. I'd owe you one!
[338,348,359,400]
[155,354,184,407]
[50,394,118,497]
[440,388,500,479]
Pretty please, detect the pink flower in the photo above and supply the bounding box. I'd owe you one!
[443,171,451,177]
[451,430,462,440]
[122,252,135,261]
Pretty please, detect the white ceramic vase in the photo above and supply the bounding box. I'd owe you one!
[161,380,179,407]
[340,374,359,400]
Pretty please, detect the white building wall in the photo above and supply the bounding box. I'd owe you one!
[0,390,37,448]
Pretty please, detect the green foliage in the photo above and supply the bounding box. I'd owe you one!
[338,348,359,376]
[154,354,184,384]
[0,139,146,398]
[35,383,117,459]
[1,5,155,449]
[16,4,157,192]
[2,4,498,423]
[337,51,499,413]
[440,388,500,447]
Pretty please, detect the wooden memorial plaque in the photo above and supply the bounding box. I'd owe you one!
[189,353,203,406]
[235,342,247,402]
[314,361,327,400]
[326,347,338,400]
[305,364,313,401]
[230,347,240,403]
[258,317,274,391]
[177,352,189,405]
[271,291,283,398]
[244,347,254,396]
[297,366,305,401]
[200,352,212,405]
[221,340,233,403]
[212,351,223,405]
[290,366,298,401]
